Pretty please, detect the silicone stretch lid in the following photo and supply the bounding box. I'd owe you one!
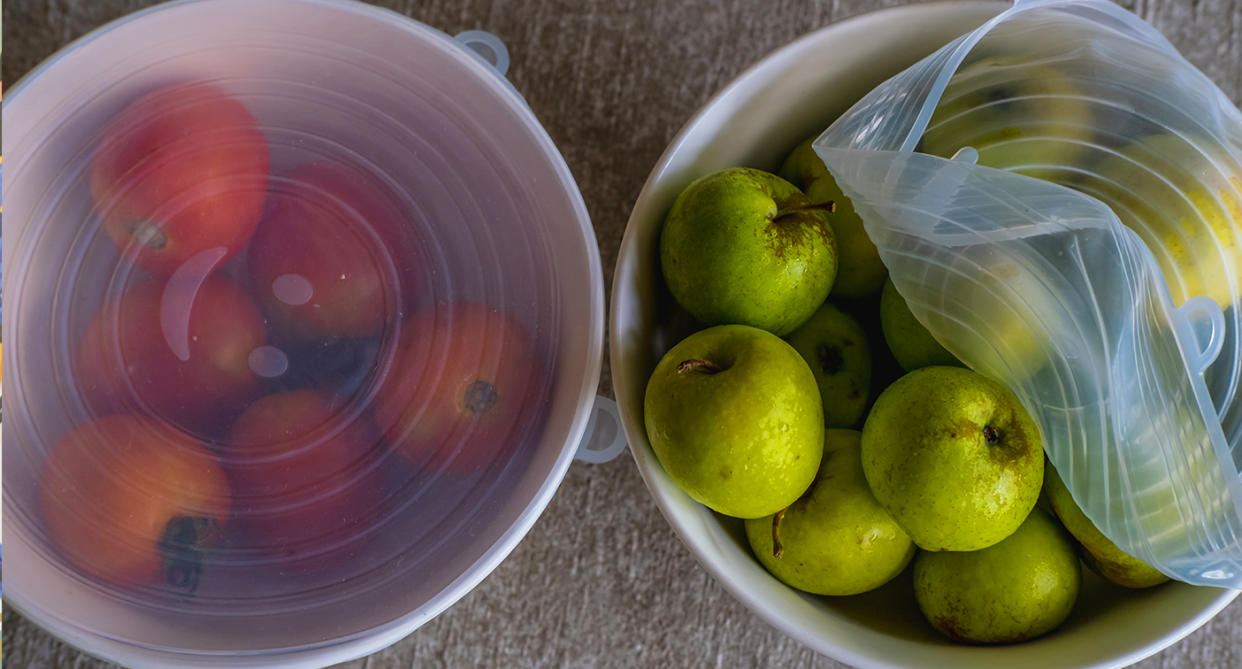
[2,0,605,664]
[815,0,1242,586]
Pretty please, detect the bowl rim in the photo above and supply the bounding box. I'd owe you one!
[608,2,1240,668]
[3,0,605,665]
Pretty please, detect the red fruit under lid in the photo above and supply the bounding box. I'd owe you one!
[90,82,270,277]
[75,272,269,437]
[247,161,423,341]
[373,302,542,476]
[221,389,388,573]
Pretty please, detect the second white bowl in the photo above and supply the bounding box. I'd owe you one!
[609,2,1239,668]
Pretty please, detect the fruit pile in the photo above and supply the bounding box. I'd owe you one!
[644,136,1170,645]
[39,83,542,592]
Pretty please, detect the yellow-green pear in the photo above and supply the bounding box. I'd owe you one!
[914,509,1081,644]
[746,429,914,596]
[1044,465,1170,589]
[644,325,825,519]
[780,138,887,299]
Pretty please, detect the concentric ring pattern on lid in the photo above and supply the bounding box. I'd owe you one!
[3,0,603,662]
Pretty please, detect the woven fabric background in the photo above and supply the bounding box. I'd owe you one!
[3,0,1240,666]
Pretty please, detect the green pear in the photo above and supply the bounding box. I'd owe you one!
[861,366,1044,551]
[879,278,960,371]
[920,56,1093,182]
[838,297,906,405]
[881,263,1051,382]
[914,509,1081,644]
[779,138,887,299]
[1078,133,1242,308]
[660,167,837,336]
[1034,458,1056,516]
[964,253,1056,381]
[1131,444,1233,565]
[1044,465,1169,589]
[745,429,914,595]
[644,324,825,519]
[785,302,871,428]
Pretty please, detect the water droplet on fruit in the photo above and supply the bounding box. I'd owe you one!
[248,345,289,378]
[273,274,314,306]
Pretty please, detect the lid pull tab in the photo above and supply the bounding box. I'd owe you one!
[950,146,979,164]
[574,396,628,464]
[1173,295,1227,376]
[454,30,510,78]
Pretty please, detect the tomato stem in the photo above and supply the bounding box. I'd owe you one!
[464,380,499,414]
[130,219,168,250]
[159,516,221,593]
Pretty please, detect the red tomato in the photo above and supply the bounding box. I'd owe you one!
[222,389,383,572]
[76,273,268,436]
[247,161,421,340]
[90,83,269,276]
[39,414,231,591]
[372,302,541,474]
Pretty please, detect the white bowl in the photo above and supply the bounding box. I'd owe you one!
[609,2,1240,667]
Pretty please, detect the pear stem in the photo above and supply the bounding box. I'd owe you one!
[676,359,722,375]
[772,507,788,559]
[774,201,836,223]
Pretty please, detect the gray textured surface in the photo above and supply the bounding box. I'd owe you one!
[3,0,1242,667]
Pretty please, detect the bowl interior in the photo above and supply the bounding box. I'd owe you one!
[4,0,601,661]
[610,2,1239,668]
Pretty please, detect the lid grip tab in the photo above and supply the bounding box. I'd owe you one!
[453,30,510,78]
[1174,295,1227,376]
[574,395,627,464]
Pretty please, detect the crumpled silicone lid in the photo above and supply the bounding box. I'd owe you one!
[814,0,1242,587]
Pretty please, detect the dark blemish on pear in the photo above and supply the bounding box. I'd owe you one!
[766,196,835,260]
[934,615,973,644]
[982,85,1018,114]
[817,344,845,375]
[982,412,1035,468]
[465,380,498,414]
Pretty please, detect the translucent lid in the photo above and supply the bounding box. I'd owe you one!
[814,0,1242,586]
[2,0,603,662]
